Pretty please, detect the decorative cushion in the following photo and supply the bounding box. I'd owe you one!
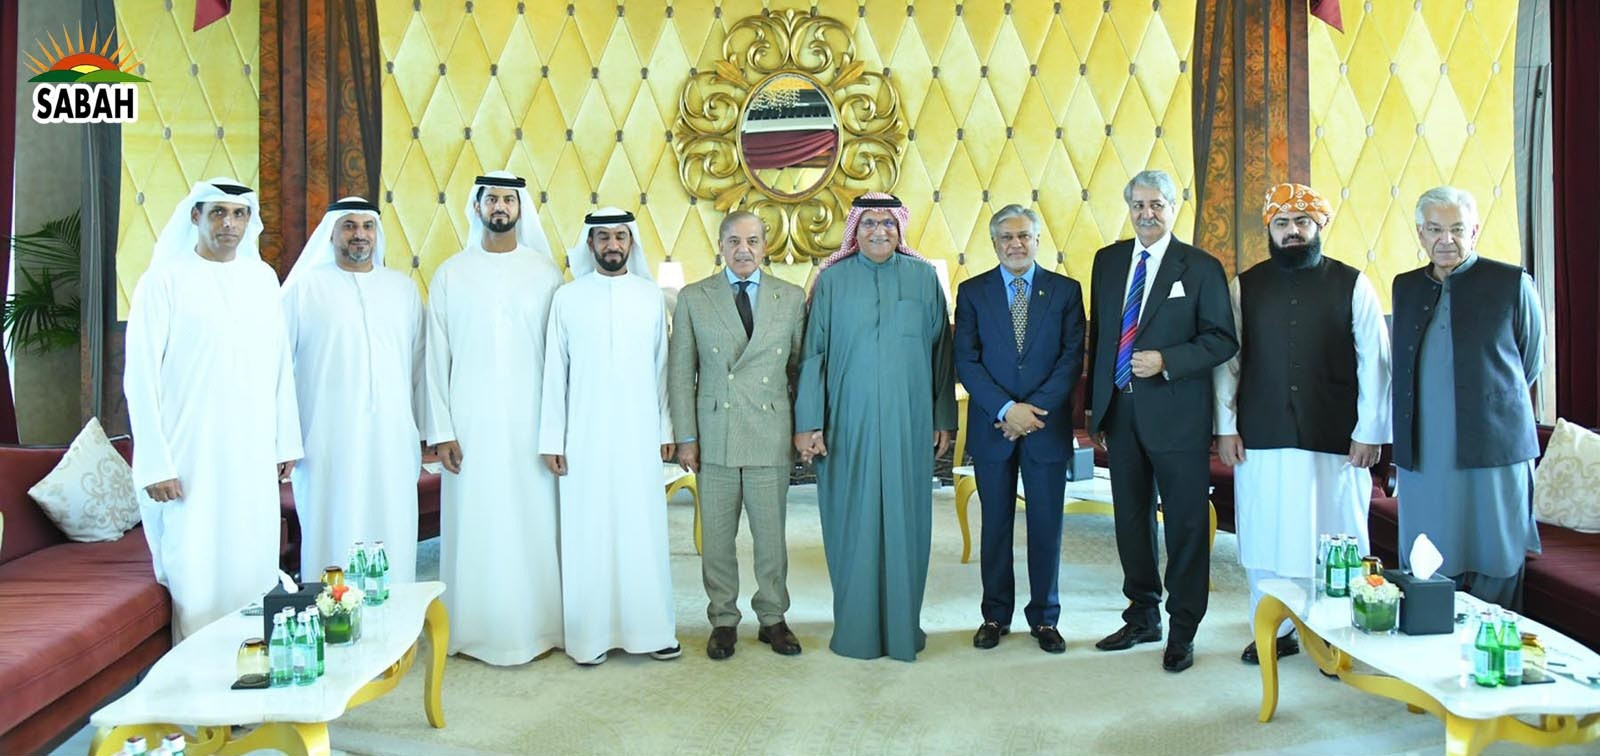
[1534,418,1600,533]
[26,417,140,542]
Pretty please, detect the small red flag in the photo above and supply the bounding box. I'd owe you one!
[194,0,232,31]
[1310,0,1344,33]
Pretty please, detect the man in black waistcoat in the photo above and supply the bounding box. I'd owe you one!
[1214,183,1392,664]
[1392,186,1544,608]
[1085,170,1237,673]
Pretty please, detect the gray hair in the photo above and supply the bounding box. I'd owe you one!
[988,204,1041,238]
[1414,186,1479,225]
[1123,170,1179,207]
[718,210,763,242]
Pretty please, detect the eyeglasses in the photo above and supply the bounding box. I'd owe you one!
[858,218,899,231]
[1270,217,1318,231]
[996,232,1035,244]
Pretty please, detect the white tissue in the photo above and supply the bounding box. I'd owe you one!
[1409,533,1444,580]
[277,570,299,593]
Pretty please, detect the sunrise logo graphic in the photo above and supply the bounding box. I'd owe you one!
[27,27,146,124]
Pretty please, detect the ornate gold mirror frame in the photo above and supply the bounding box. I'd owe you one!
[673,10,907,262]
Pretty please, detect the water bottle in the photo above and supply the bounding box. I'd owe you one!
[1315,534,1332,594]
[306,607,325,676]
[362,542,380,605]
[123,736,149,755]
[1473,611,1504,687]
[373,540,390,602]
[348,541,368,596]
[293,610,316,685]
[1325,537,1348,598]
[269,613,292,687]
[1501,611,1524,686]
[1341,537,1360,594]
[162,733,186,756]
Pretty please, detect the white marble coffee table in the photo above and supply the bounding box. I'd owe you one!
[1255,578,1600,756]
[89,582,448,756]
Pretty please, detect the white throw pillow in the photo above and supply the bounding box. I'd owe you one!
[27,417,140,542]
[1533,418,1600,533]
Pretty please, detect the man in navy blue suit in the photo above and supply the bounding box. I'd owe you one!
[953,204,1086,654]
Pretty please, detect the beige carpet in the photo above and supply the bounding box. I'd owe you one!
[321,486,1591,756]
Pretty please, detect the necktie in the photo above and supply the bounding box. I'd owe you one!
[1114,250,1150,389]
[735,280,754,338]
[1010,277,1028,352]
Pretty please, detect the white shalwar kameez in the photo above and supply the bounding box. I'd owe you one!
[282,199,424,583]
[1214,273,1392,630]
[124,179,303,642]
[539,212,676,663]
[425,172,565,665]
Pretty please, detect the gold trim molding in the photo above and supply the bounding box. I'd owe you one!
[672,9,907,262]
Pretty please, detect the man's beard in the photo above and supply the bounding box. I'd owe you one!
[484,215,516,233]
[1268,233,1322,269]
[593,248,628,273]
[338,244,372,264]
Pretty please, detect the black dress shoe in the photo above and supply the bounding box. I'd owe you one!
[1241,632,1300,665]
[1031,625,1066,654]
[758,621,802,655]
[1162,641,1194,672]
[1095,623,1162,651]
[706,626,737,660]
[972,621,1009,649]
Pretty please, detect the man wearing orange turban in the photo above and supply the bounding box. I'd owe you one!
[1214,183,1392,665]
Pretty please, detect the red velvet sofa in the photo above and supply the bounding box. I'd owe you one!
[1369,425,1600,652]
[0,438,171,755]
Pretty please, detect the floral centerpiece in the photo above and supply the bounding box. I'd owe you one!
[1349,573,1402,634]
[317,583,364,645]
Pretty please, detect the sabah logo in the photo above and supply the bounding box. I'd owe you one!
[27,27,147,124]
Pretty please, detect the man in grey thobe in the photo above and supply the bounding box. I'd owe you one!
[794,192,958,661]
[1392,186,1544,607]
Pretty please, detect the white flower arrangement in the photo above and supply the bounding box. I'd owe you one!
[1348,574,1402,602]
[316,584,365,614]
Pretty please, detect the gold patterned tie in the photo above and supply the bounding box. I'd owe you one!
[1010,277,1027,352]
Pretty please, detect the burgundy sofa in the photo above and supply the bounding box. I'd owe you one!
[1369,425,1600,651]
[0,438,171,755]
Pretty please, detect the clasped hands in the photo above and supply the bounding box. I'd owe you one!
[994,402,1048,442]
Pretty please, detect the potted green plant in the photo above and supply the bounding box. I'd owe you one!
[1,210,81,354]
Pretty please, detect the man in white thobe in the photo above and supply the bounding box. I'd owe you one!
[124,178,303,641]
[282,197,424,583]
[540,208,679,665]
[425,172,565,665]
[1214,183,1392,663]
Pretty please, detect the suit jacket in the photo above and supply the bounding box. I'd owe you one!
[1085,237,1237,452]
[668,270,806,468]
[953,265,1086,464]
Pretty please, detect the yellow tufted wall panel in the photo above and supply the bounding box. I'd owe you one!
[1308,1,1519,309]
[114,0,261,318]
[377,0,1198,296]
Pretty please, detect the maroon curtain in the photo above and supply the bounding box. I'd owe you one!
[742,130,837,170]
[1552,0,1600,427]
[0,1,21,443]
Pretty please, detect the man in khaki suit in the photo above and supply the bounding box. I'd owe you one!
[669,210,806,660]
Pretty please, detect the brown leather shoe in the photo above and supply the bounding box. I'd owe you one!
[706,626,737,660]
[758,621,802,655]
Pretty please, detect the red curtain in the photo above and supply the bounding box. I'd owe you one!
[742,130,837,170]
[1553,0,1600,427]
[0,0,21,443]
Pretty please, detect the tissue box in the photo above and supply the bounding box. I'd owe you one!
[1382,569,1454,635]
[263,581,324,641]
[1065,446,1094,481]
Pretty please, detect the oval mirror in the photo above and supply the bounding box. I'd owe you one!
[739,73,839,200]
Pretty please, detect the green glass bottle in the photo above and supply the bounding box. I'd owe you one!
[1473,611,1503,687]
[1501,611,1523,686]
[1325,536,1348,598]
[1341,537,1360,595]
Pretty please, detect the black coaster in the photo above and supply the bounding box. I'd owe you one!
[230,673,269,690]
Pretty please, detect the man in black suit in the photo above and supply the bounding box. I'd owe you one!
[954,204,1086,654]
[1085,170,1237,672]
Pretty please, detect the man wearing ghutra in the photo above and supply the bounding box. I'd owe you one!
[1214,183,1392,664]
[282,197,425,584]
[793,192,958,661]
[540,208,679,664]
[124,178,303,641]
[425,171,565,665]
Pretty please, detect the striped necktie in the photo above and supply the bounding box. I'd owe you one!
[1113,250,1150,389]
[1010,277,1027,351]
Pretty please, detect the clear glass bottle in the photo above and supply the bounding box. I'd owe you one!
[1315,534,1332,594]
[373,540,390,602]
[347,541,368,594]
